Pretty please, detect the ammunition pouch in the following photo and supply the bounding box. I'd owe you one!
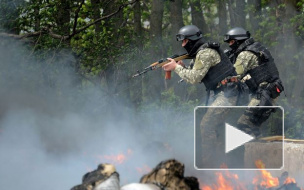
[267,79,284,99]
[256,79,284,106]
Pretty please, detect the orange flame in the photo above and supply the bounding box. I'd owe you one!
[253,160,279,188]
[102,154,127,164]
[96,149,133,165]
[201,186,213,190]
[200,161,301,190]
[201,170,246,190]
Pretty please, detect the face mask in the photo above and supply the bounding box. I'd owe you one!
[229,41,239,51]
[184,40,195,54]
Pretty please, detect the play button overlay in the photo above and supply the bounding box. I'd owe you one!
[194,106,284,170]
[225,123,254,153]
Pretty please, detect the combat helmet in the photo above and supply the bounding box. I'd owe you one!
[176,25,203,41]
[224,27,250,42]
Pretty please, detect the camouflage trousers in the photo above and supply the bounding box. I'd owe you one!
[237,96,277,137]
[199,90,238,168]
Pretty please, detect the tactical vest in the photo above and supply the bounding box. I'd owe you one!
[233,39,280,85]
[198,42,236,90]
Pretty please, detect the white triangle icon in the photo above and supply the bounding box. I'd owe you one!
[225,123,255,153]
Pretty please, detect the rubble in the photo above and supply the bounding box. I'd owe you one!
[71,159,199,190]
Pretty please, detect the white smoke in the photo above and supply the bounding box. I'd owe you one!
[0,38,197,190]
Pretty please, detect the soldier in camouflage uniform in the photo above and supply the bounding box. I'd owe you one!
[163,25,240,167]
[224,27,284,137]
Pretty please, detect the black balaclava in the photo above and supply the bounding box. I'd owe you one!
[184,38,205,57]
[229,39,245,52]
[184,39,197,54]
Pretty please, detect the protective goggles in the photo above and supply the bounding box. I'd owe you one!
[176,34,188,41]
[223,32,250,42]
[176,32,202,41]
[223,35,232,42]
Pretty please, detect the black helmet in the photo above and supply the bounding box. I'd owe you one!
[176,25,203,41]
[224,27,250,42]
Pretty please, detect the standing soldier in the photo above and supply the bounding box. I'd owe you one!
[162,25,239,167]
[223,27,284,137]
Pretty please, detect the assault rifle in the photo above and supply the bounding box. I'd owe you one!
[132,53,190,79]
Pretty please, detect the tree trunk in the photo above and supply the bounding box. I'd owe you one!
[101,0,125,96]
[134,0,143,47]
[190,0,209,35]
[227,0,236,27]
[165,0,184,90]
[169,0,184,54]
[145,0,164,102]
[130,1,143,106]
[91,0,102,33]
[150,0,164,49]
[248,0,261,31]
[218,0,228,35]
[33,0,41,31]
[235,0,246,27]
[55,0,70,36]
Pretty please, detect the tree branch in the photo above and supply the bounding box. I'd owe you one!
[0,30,45,39]
[67,0,138,39]
[72,0,85,35]
[0,0,138,41]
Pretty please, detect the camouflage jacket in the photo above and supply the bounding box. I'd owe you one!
[233,50,259,81]
[174,48,221,84]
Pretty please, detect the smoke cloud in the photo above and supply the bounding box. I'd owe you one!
[0,38,199,189]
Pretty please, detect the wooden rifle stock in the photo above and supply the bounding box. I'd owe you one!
[132,53,190,79]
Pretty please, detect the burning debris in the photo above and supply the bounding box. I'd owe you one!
[201,170,247,190]
[95,149,133,165]
[71,159,199,190]
[201,160,301,190]
[71,159,302,190]
[140,159,200,190]
[71,163,120,190]
[251,162,301,190]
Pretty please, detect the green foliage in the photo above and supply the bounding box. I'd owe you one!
[0,0,25,33]
[253,8,280,47]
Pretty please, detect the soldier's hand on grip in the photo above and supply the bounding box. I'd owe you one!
[162,58,178,71]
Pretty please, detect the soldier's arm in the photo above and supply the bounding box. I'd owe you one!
[174,48,220,84]
[234,51,259,78]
